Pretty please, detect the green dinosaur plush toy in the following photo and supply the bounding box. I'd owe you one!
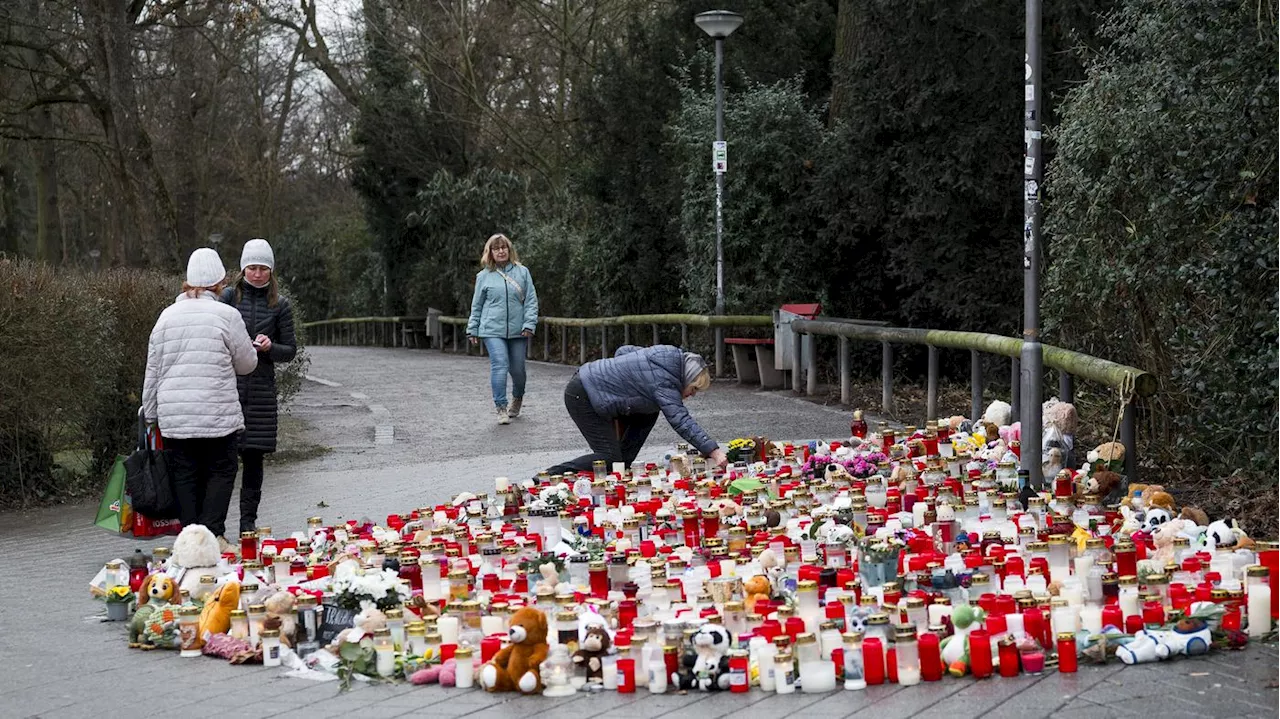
[940,604,987,676]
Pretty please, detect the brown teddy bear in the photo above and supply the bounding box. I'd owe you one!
[1079,470,1123,501]
[1122,483,1165,511]
[743,575,772,615]
[573,624,612,682]
[478,606,549,693]
[263,590,297,646]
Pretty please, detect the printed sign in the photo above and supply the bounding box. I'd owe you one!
[317,600,357,646]
[712,141,728,174]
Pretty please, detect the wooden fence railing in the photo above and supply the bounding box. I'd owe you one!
[306,312,1155,481]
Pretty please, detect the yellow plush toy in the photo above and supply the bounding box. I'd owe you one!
[197,581,241,648]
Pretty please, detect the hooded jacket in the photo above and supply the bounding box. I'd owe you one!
[578,345,718,455]
[143,291,258,439]
[466,263,539,339]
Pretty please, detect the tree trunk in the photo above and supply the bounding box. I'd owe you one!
[32,107,61,264]
[829,0,869,127]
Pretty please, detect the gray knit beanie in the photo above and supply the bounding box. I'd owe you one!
[682,352,708,387]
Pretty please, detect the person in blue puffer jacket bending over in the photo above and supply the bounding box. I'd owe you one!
[544,345,727,476]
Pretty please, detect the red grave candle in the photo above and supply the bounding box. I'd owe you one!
[863,637,886,685]
[969,631,993,679]
[617,658,636,692]
[998,638,1019,677]
[1057,633,1078,673]
[1102,605,1123,630]
[920,633,943,681]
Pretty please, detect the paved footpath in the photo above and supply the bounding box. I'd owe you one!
[5,347,1276,719]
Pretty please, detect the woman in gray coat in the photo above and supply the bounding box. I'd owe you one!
[544,345,727,475]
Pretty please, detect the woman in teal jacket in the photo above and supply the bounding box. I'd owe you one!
[467,234,539,424]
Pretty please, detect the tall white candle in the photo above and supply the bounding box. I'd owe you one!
[927,603,952,627]
[1079,605,1103,634]
[1248,585,1273,638]
[438,616,460,646]
[495,476,510,492]
[481,615,505,637]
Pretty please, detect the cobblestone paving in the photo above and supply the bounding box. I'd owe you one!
[7,347,1277,718]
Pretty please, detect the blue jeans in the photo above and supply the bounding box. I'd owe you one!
[483,337,527,408]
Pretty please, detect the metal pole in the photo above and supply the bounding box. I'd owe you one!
[714,36,726,321]
[1121,401,1137,484]
[579,327,586,365]
[1020,0,1045,489]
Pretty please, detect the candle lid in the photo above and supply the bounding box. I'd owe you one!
[1056,632,1075,641]
[454,647,474,658]
[1246,565,1269,577]
[842,631,864,643]
[260,629,280,638]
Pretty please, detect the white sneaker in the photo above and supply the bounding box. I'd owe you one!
[509,398,523,418]
[497,406,511,425]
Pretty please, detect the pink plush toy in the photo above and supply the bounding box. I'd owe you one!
[999,422,1021,445]
[410,658,457,686]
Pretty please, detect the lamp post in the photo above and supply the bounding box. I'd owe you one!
[1021,0,1044,490]
[694,9,742,377]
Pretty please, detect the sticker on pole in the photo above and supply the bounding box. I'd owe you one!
[712,141,728,174]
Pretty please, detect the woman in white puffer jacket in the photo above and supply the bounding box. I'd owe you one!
[143,248,257,549]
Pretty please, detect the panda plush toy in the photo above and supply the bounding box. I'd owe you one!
[672,624,733,691]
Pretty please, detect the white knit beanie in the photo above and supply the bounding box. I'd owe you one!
[186,248,226,288]
[240,238,275,270]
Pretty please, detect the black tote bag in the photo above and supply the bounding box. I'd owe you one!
[124,409,179,519]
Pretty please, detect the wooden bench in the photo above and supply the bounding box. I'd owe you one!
[724,338,784,389]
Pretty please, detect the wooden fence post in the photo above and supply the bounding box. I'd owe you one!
[927,345,939,420]
[881,341,893,415]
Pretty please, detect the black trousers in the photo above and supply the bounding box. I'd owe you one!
[167,433,239,538]
[239,449,267,534]
[545,374,658,475]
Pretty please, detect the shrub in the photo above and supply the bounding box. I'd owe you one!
[1044,0,1278,477]
[0,259,116,504]
[0,259,311,506]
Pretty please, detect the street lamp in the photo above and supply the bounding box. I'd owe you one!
[694,9,742,377]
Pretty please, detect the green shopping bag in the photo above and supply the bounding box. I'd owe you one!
[94,454,133,533]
